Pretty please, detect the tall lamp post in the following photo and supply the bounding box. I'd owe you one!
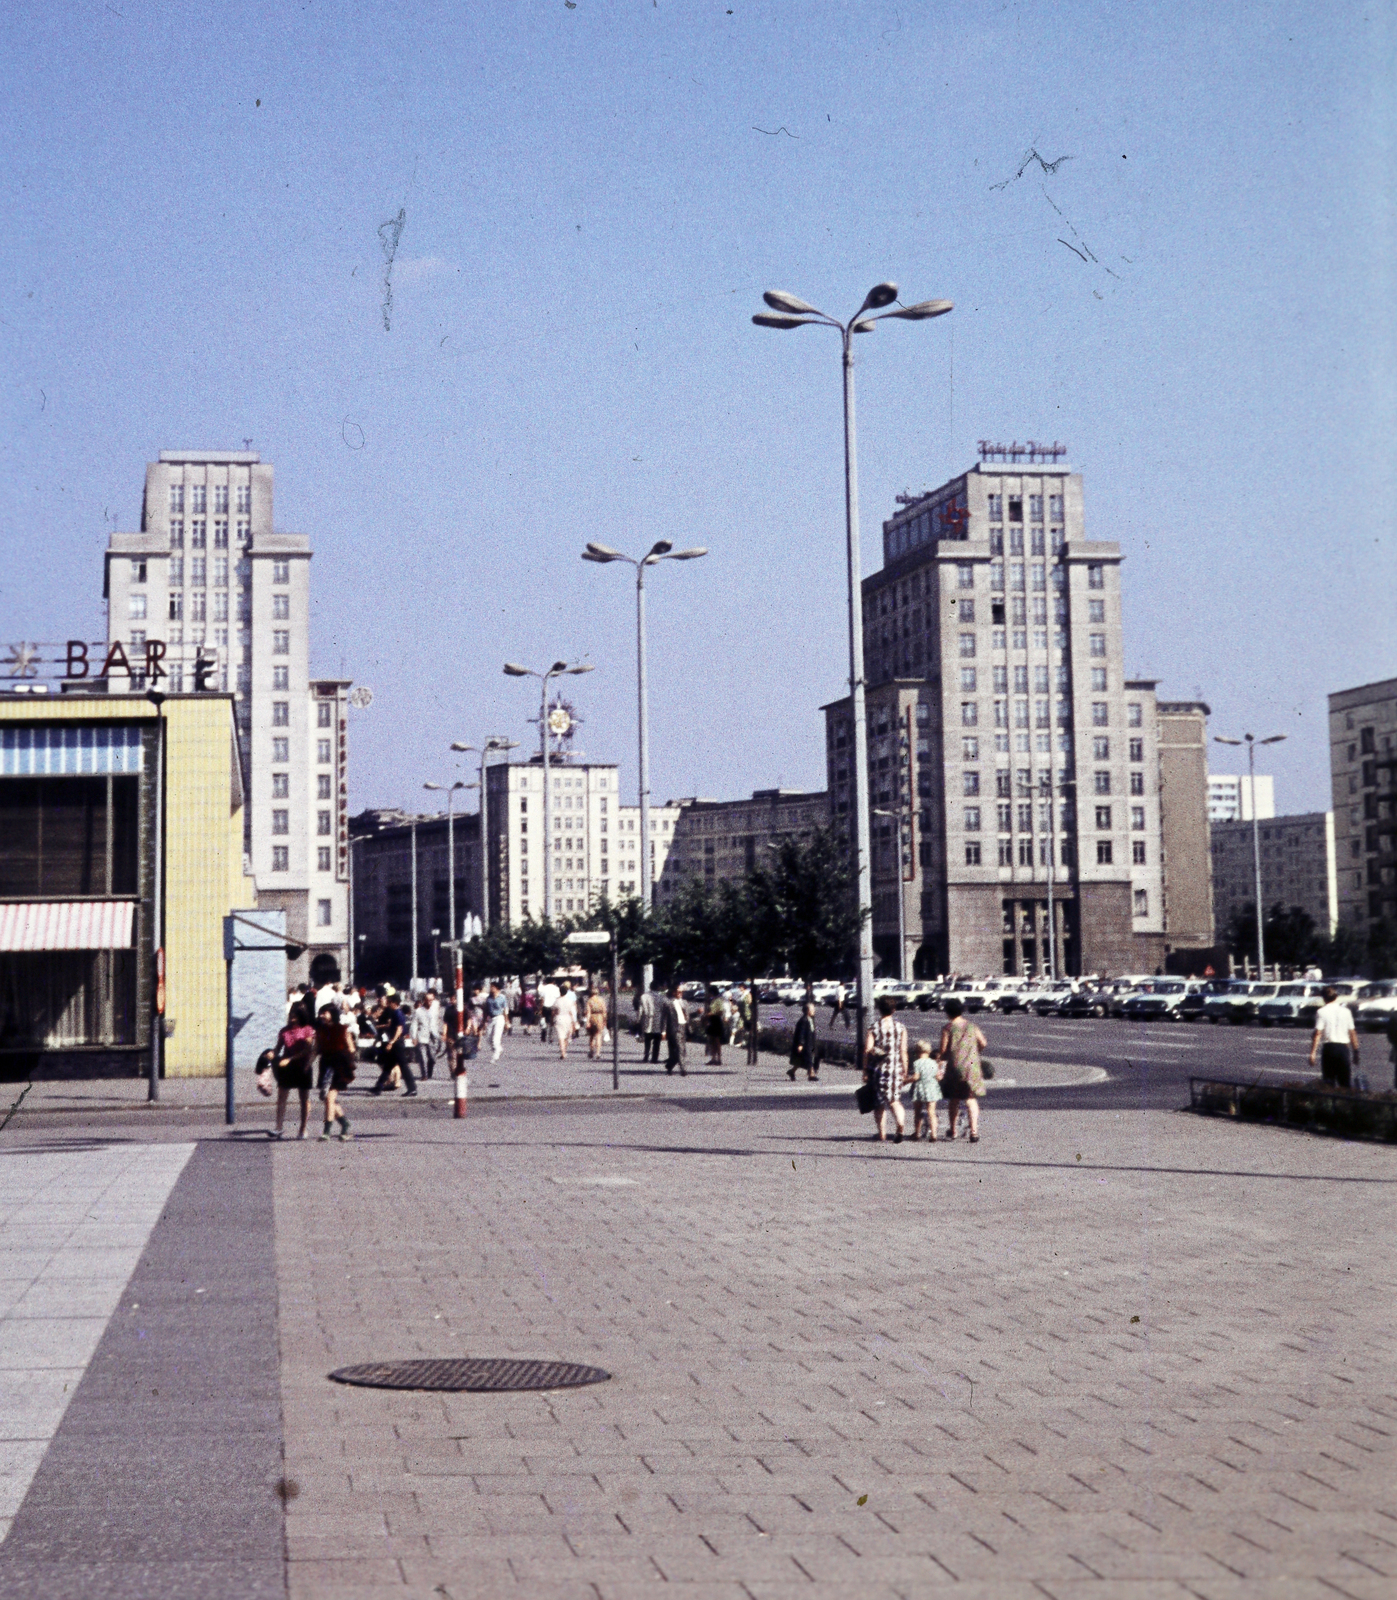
[1044,772,1077,981]
[873,806,909,980]
[449,736,519,931]
[580,539,707,910]
[1215,732,1287,978]
[503,660,595,919]
[423,779,469,954]
[753,281,952,1053]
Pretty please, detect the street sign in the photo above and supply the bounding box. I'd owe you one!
[565,930,611,945]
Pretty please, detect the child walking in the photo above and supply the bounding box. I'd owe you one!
[908,1038,942,1141]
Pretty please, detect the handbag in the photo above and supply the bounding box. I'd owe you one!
[855,1080,878,1115]
[980,1055,995,1080]
[254,1047,275,1097]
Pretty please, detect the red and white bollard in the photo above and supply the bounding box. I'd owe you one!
[453,1070,468,1119]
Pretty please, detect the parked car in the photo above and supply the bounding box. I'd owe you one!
[938,980,985,1015]
[1103,976,1155,1017]
[1203,981,1258,1023]
[1357,980,1397,1032]
[1030,980,1077,1016]
[1256,981,1328,1027]
[1053,987,1111,1019]
[993,982,1036,1013]
[916,984,950,1012]
[1123,980,1201,1021]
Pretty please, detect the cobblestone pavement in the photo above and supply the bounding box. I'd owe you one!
[270,1036,1397,1600]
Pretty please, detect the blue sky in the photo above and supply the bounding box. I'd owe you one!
[2,0,1392,817]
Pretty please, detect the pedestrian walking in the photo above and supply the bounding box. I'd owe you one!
[315,1003,356,1141]
[272,1002,316,1139]
[1309,986,1360,1088]
[371,996,417,1096]
[662,983,687,1075]
[555,979,579,1059]
[937,997,987,1142]
[704,985,725,1065]
[538,977,561,1043]
[907,1038,941,1140]
[831,981,849,1028]
[787,1000,820,1081]
[638,983,663,1063]
[410,995,436,1081]
[586,985,609,1060]
[485,981,510,1062]
[863,995,908,1142]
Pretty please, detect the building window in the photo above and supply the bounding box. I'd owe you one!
[958,599,975,623]
[989,562,1005,591]
[272,810,288,835]
[1097,840,1113,865]
[1092,737,1109,761]
[1094,771,1111,795]
[317,702,332,728]
[1030,563,1045,590]
[168,592,183,621]
[960,667,977,692]
[273,701,289,727]
[169,483,185,514]
[987,494,1003,519]
[962,736,979,760]
[1130,771,1145,796]
[1088,564,1104,589]
[270,846,288,872]
[1131,805,1146,831]
[169,520,187,549]
[963,771,980,797]
[273,594,290,620]
[1009,527,1024,556]
[959,632,976,658]
[191,556,206,587]
[1014,699,1029,729]
[961,702,978,727]
[317,774,331,800]
[272,773,289,799]
[273,737,289,762]
[128,594,147,620]
[1092,702,1109,727]
[1089,633,1106,659]
[993,700,1007,729]
[211,591,227,622]
[270,559,290,586]
[965,842,981,865]
[214,485,228,514]
[1132,840,1147,865]
[964,807,981,832]
[957,563,974,589]
[191,485,206,514]
[317,810,331,836]
[273,630,289,655]
[272,666,288,691]
[214,520,228,549]
[214,557,228,587]
[1128,738,1143,762]
[1133,889,1148,916]
[997,802,1013,831]
[998,838,1013,864]
[1095,806,1112,830]
[1015,837,1032,865]
[190,520,206,549]
[236,520,250,544]
[316,898,332,927]
[1127,702,1143,728]
[317,739,331,763]
[1010,562,1025,591]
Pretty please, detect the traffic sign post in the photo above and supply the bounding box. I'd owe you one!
[565,930,618,1090]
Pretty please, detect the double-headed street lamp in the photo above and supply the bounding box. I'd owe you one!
[448,736,519,932]
[581,539,707,910]
[754,281,952,1049]
[503,660,595,919]
[423,779,471,959]
[1215,731,1287,978]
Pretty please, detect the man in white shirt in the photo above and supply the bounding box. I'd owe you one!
[538,978,561,1042]
[1309,987,1360,1088]
[409,996,437,1081]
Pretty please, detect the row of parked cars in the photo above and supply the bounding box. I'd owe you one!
[868,975,1397,1028]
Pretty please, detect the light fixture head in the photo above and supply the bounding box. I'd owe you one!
[1213,736,1243,746]
[648,539,674,558]
[502,663,530,677]
[423,781,443,790]
[449,741,476,752]
[859,282,899,312]
[567,663,595,675]
[880,299,953,321]
[752,313,817,330]
[670,547,708,560]
[851,319,876,333]
[550,660,570,675]
[763,290,822,315]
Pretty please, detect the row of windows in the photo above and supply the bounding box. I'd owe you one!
[271,808,335,836]
[960,802,1147,833]
[168,520,250,548]
[170,484,251,515]
[986,494,1064,523]
[964,839,1148,873]
[270,774,336,800]
[988,526,1062,556]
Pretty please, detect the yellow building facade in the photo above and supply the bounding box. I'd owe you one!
[0,691,255,1079]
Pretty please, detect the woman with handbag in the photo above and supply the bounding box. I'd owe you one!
[863,995,909,1142]
[937,996,988,1142]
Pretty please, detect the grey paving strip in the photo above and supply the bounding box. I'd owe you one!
[0,1140,286,1599]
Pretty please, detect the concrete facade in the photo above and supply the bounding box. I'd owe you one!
[1329,676,1397,941]
[1210,810,1337,940]
[1157,700,1215,954]
[103,453,350,984]
[656,789,830,904]
[1208,772,1275,822]
[824,460,1167,977]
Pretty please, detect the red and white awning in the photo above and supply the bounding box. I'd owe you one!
[0,901,136,951]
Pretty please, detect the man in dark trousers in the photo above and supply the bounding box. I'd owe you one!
[787,1000,821,1081]
[371,996,417,1096]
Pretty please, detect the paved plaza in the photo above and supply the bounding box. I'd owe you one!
[0,1033,1393,1598]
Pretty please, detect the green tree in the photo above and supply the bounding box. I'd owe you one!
[756,825,864,992]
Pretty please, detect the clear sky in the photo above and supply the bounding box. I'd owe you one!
[2,0,1392,818]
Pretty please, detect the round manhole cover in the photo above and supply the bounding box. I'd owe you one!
[328,1358,611,1393]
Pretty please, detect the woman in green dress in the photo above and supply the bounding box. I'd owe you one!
[937,996,988,1142]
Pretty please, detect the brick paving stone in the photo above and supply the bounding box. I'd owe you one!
[271,1081,1397,1598]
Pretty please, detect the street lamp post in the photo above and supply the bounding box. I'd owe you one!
[450,737,519,932]
[503,661,595,919]
[409,816,418,990]
[754,282,952,1053]
[873,807,908,980]
[1215,732,1287,978]
[581,539,708,910]
[424,780,469,962]
[1044,772,1076,981]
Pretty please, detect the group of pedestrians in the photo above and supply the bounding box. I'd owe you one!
[635,982,696,1074]
[863,995,988,1145]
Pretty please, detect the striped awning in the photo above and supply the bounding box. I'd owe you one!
[0,901,136,951]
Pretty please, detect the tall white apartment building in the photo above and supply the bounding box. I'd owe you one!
[1207,773,1275,823]
[824,454,1167,978]
[103,452,350,982]
[484,759,680,923]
